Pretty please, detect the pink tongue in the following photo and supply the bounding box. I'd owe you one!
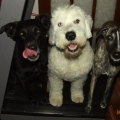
[22,48,37,59]
[68,44,77,50]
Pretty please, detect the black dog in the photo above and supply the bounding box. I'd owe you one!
[85,21,120,113]
[0,14,50,105]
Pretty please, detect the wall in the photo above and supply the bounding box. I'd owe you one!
[0,0,34,118]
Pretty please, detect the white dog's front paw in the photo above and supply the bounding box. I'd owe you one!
[49,96,63,107]
[71,93,84,103]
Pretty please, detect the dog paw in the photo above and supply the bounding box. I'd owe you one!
[85,105,92,113]
[71,94,84,103]
[100,101,107,109]
[41,96,48,105]
[31,99,39,107]
[8,90,15,95]
[49,96,63,107]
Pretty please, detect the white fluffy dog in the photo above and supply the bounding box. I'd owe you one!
[48,5,94,107]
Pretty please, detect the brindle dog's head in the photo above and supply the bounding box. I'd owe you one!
[97,21,120,65]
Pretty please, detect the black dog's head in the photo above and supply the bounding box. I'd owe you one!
[0,14,50,62]
[97,21,120,64]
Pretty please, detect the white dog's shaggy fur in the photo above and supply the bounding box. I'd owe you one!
[48,5,94,107]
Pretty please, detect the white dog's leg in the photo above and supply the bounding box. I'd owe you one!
[49,73,63,107]
[71,76,87,103]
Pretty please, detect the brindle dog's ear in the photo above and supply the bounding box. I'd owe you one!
[0,22,18,38]
[35,14,51,29]
[96,28,108,38]
[92,27,108,51]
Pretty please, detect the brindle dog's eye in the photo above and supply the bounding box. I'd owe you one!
[106,35,113,40]
[118,30,120,33]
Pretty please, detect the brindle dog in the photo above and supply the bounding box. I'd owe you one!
[85,21,120,113]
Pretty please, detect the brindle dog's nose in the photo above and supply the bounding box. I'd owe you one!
[113,52,120,59]
[66,31,76,41]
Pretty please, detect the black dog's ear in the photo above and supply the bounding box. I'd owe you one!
[35,14,51,29]
[0,22,18,38]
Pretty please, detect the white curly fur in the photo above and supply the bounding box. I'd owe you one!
[48,5,94,107]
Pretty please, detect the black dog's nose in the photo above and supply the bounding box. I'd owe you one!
[113,52,120,59]
[66,31,76,41]
[27,44,37,50]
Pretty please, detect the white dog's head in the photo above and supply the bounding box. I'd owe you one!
[49,5,93,59]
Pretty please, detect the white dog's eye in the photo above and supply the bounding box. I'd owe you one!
[74,19,80,24]
[58,22,63,27]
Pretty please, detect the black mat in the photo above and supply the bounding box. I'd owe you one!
[2,74,116,118]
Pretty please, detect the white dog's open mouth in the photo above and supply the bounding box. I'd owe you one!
[22,48,40,62]
[64,43,85,59]
[67,43,78,52]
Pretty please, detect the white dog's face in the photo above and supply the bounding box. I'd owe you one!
[49,5,93,59]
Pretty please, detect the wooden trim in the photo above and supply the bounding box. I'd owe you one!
[0,0,2,8]
[70,0,74,5]
[93,28,100,31]
[92,0,97,20]
[91,0,97,30]
[118,78,120,86]
[116,79,120,97]
[114,0,120,25]
[38,0,51,14]
[109,105,117,120]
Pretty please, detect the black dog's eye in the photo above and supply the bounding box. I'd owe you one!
[34,28,41,35]
[10,26,13,29]
[19,30,26,38]
[19,32,24,36]
[106,35,113,41]
[36,30,40,33]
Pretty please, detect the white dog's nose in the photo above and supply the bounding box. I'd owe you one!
[66,31,76,41]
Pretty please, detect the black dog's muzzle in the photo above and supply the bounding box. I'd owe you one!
[112,51,120,59]
[25,42,37,51]
[23,42,40,61]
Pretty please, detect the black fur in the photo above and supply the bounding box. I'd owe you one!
[0,14,50,106]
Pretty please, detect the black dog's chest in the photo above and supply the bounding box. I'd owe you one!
[26,64,42,77]
[12,59,44,82]
[25,65,42,77]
